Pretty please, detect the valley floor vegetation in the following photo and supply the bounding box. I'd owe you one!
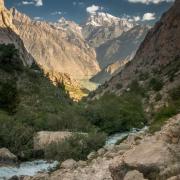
[0,44,179,162]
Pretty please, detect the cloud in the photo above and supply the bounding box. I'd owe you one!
[86,5,100,14]
[21,0,43,6]
[51,11,62,15]
[22,1,34,5]
[34,0,43,6]
[128,0,174,4]
[34,16,43,20]
[142,12,156,20]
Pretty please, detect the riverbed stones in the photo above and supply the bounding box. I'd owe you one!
[0,148,17,164]
[60,159,77,169]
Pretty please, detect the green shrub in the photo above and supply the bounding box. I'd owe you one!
[116,83,123,89]
[44,132,106,162]
[0,114,34,159]
[0,80,20,113]
[85,93,146,134]
[149,77,163,91]
[0,44,23,72]
[155,93,162,102]
[149,105,177,133]
[128,80,146,97]
[139,72,149,81]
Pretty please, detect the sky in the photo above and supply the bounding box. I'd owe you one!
[5,0,174,24]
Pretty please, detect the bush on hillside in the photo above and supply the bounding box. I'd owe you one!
[149,77,164,91]
[0,44,23,72]
[0,80,20,113]
[85,93,146,134]
[0,114,34,159]
[44,132,106,162]
[149,105,177,133]
[149,86,180,133]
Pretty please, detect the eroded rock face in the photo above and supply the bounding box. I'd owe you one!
[0,148,17,164]
[11,8,100,81]
[90,0,180,102]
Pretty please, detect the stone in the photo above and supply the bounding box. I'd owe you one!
[97,148,106,156]
[124,170,147,180]
[60,159,77,169]
[77,160,87,168]
[167,175,180,180]
[172,137,179,144]
[87,151,96,160]
[0,148,17,164]
[104,144,115,151]
[104,152,118,159]
[9,176,19,180]
[169,127,180,137]
[117,143,131,151]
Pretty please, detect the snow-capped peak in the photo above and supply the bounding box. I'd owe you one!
[53,17,82,37]
[85,12,134,29]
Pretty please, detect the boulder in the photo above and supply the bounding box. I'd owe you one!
[60,159,77,169]
[167,175,180,180]
[124,170,147,180]
[110,114,180,180]
[0,148,17,164]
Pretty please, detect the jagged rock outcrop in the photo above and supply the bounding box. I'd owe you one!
[11,8,100,80]
[53,17,83,38]
[90,0,180,101]
[45,71,87,101]
[22,113,180,180]
[0,0,33,66]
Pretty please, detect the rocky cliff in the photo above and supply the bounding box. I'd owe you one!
[91,25,149,83]
[0,0,33,66]
[11,8,100,81]
[90,0,180,104]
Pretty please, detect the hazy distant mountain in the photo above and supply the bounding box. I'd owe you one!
[82,12,134,48]
[91,25,149,83]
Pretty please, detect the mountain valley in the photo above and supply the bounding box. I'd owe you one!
[0,0,180,179]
